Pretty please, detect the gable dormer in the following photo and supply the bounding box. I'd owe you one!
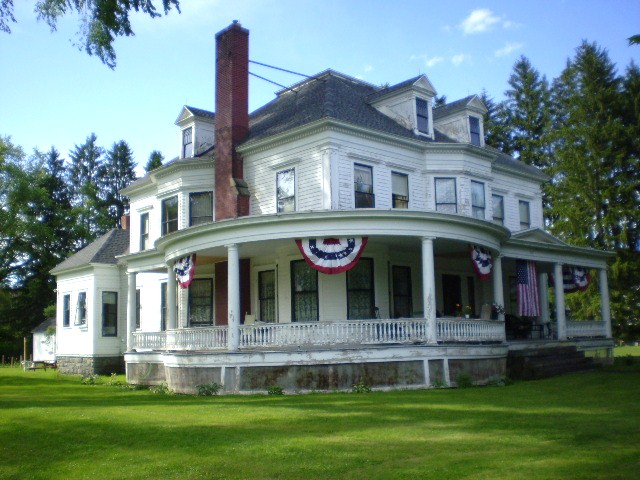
[433,95,488,147]
[175,106,216,159]
[368,75,437,139]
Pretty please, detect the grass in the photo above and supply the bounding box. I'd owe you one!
[614,345,640,357]
[1,365,639,480]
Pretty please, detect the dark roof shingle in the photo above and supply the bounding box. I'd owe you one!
[51,229,129,274]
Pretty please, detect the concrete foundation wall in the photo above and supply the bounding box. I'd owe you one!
[127,362,167,385]
[57,355,124,376]
[448,358,507,385]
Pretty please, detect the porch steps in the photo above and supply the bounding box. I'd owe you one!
[507,345,598,380]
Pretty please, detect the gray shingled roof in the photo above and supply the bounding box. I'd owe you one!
[51,229,129,274]
[185,105,215,121]
[32,317,56,334]
[432,95,478,120]
[366,75,425,102]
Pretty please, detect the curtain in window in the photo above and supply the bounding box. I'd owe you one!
[347,258,374,319]
[259,270,276,322]
[435,178,456,213]
[189,279,213,326]
[291,261,318,322]
[190,192,213,226]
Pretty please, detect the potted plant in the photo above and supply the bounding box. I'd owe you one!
[455,304,463,318]
[491,303,505,320]
[463,305,473,318]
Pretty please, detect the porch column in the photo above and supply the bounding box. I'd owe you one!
[167,264,177,330]
[227,243,240,351]
[421,237,437,344]
[554,263,567,340]
[599,268,612,338]
[126,272,137,351]
[492,255,505,321]
[539,273,550,324]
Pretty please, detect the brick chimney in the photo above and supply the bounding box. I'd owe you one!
[215,21,250,220]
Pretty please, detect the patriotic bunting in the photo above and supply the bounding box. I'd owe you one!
[296,237,368,275]
[174,254,197,288]
[516,260,540,317]
[469,245,493,280]
[552,266,591,293]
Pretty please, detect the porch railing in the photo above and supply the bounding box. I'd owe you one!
[133,318,506,351]
[567,321,607,338]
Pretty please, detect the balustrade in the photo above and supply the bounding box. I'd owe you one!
[566,321,607,338]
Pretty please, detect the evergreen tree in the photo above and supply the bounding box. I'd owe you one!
[479,89,511,153]
[102,140,136,226]
[145,150,164,172]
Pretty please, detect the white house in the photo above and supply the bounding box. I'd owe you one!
[52,22,614,392]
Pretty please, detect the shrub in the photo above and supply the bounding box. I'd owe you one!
[455,372,474,388]
[352,380,372,393]
[81,374,98,385]
[485,374,507,387]
[267,385,284,395]
[149,382,172,395]
[430,378,448,388]
[196,382,221,396]
[106,373,124,387]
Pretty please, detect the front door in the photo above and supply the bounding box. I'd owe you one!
[392,266,412,318]
[442,274,462,316]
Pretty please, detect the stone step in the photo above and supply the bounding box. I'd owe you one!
[507,345,598,380]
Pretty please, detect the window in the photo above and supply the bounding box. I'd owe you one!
[102,291,118,337]
[519,200,531,229]
[63,294,70,327]
[258,270,276,322]
[291,260,318,322]
[469,116,481,146]
[160,282,167,331]
[135,289,141,330]
[492,195,504,225]
[471,181,485,219]
[354,164,374,208]
[276,169,295,213]
[416,98,429,134]
[188,279,213,326]
[76,291,87,325]
[392,172,409,209]
[392,266,412,318]
[182,127,193,158]
[347,258,374,319]
[139,212,149,250]
[189,192,213,226]
[161,196,178,235]
[435,178,457,213]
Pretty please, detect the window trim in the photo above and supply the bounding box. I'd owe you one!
[188,278,214,327]
[182,126,193,158]
[416,97,430,134]
[139,212,149,251]
[492,194,505,225]
[469,116,482,146]
[161,195,179,236]
[434,177,457,213]
[276,168,296,213]
[189,191,213,227]
[391,171,409,209]
[258,269,277,323]
[346,257,375,320]
[354,163,375,208]
[519,200,531,229]
[101,291,118,337]
[290,260,319,323]
[471,181,486,219]
[76,291,87,326]
[63,294,71,327]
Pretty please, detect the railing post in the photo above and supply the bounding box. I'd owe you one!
[422,237,437,344]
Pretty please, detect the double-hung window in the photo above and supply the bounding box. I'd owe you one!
[188,279,213,326]
[469,116,481,146]
[189,192,213,226]
[135,289,141,330]
[291,260,318,322]
[392,172,409,209]
[139,212,149,250]
[471,181,486,219]
[76,292,87,325]
[354,164,374,208]
[63,294,70,327]
[182,127,193,158]
[435,178,457,213]
[102,292,118,337]
[276,169,295,213]
[347,258,374,319]
[258,270,276,323]
[160,282,167,331]
[519,200,531,229]
[161,196,178,235]
[492,195,504,225]
[416,98,429,134]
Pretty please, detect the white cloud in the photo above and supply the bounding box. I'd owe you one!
[410,54,444,68]
[363,64,374,73]
[502,20,522,30]
[495,42,523,57]
[459,9,501,34]
[451,54,470,66]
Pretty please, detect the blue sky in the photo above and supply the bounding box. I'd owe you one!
[1,0,638,174]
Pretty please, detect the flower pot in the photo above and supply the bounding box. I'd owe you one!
[465,314,470,319]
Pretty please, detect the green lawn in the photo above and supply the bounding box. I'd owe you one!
[1,366,639,480]
[614,344,640,357]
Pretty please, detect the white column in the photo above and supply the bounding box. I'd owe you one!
[554,263,567,340]
[167,264,177,330]
[126,272,137,351]
[599,268,612,338]
[227,243,240,351]
[422,237,437,344]
[492,255,505,321]
[539,273,550,324]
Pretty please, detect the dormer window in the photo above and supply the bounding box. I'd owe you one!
[416,98,429,134]
[469,116,481,146]
[182,127,193,158]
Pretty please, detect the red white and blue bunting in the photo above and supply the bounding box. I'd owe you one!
[469,245,493,280]
[296,237,368,275]
[174,254,197,289]
[553,266,591,293]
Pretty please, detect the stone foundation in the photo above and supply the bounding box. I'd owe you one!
[57,356,125,376]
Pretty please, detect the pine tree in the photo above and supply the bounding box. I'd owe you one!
[102,140,137,227]
[479,89,511,153]
[145,150,164,172]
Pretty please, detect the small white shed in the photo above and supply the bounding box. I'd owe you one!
[31,318,56,364]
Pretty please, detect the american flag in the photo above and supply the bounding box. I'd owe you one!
[516,260,540,317]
